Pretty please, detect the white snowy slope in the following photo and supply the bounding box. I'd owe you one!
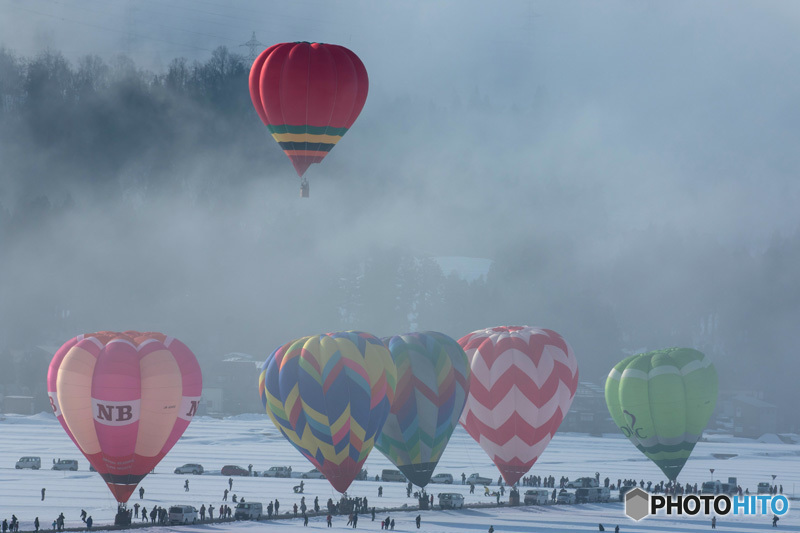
[0,413,798,532]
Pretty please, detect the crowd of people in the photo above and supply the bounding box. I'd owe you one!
[7,471,790,532]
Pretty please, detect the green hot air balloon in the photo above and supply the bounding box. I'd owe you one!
[605,348,718,481]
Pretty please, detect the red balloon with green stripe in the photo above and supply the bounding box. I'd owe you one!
[249,42,369,178]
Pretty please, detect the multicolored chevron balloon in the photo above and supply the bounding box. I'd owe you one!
[459,326,579,485]
[375,332,470,487]
[259,331,396,493]
[605,348,718,481]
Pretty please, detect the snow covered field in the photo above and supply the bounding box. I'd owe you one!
[1,412,798,532]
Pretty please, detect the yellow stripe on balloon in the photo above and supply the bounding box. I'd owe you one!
[302,402,330,428]
[58,346,102,455]
[271,133,342,144]
[136,349,182,456]
[329,405,351,436]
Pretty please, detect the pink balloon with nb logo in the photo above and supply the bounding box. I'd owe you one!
[47,331,202,502]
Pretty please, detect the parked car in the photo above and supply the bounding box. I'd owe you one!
[168,505,198,524]
[301,468,326,479]
[438,493,465,509]
[757,482,772,494]
[15,457,41,470]
[263,466,292,478]
[557,490,576,504]
[52,459,78,471]
[566,477,599,489]
[234,502,263,520]
[221,465,250,477]
[431,473,453,484]
[467,473,492,486]
[381,469,407,482]
[174,463,204,475]
[524,489,550,505]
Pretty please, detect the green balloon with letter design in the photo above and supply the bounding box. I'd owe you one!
[605,348,718,481]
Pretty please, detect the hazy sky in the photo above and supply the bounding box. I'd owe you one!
[2,1,799,375]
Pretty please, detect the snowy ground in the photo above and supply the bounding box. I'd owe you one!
[1,412,798,532]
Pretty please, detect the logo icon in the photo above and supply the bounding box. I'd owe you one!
[625,488,650,521]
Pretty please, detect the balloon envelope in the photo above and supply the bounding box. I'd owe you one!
[259,331,395,493]
[459,326,579,485]
[47,331,202,502]
[605,347,718,481]
[249,42,368,177]
[375,332,470,487]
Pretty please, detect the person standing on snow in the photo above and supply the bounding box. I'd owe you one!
[139,487,145,499]
[184,479,189,492]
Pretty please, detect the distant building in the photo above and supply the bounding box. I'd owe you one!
[198,387,224,417]
[203,353,263,415]
[561,382,614,435]
[2,395,35,415]
[731,394,777,438]
[715,391,778,438]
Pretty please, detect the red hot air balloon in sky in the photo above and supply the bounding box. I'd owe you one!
[47,331,202,502]
[458,326,579,486]
[249,42,369,196]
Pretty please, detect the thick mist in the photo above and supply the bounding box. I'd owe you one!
[1,1,799,427]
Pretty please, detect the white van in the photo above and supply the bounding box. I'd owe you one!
[702,481,722,495]
[524,489,550,505]
[15,457,41,470]
[52,459,78,471]
[234,502,262,520]
[168,505,199,524]
[595,486,611,503]
[438,493,465,509]
[381,469,407,482]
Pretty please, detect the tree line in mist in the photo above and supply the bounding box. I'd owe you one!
[0,45,277,200]
[0,45,798,430]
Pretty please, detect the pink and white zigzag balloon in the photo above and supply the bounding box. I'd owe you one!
[458,326,579,485]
